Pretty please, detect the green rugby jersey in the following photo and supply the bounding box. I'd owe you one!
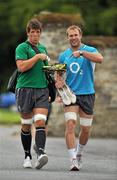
[15,41,48,89]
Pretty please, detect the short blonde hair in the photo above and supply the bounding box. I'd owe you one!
[66,25,82,36]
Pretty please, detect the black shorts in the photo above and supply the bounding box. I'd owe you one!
[15,88,49,113]
[66,94,95,115]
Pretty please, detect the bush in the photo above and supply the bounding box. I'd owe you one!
[97,8,117,35]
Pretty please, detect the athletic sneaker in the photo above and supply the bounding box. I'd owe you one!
[70,158,79,171]
[23,156,32,168]
[57,88,71,105]
[63,84,76,104]
[35,153,48,169]
[76,154,83,169]
[43,63,66,72]
[33,144,48,169]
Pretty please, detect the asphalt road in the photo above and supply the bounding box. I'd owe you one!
[0,125,117,180]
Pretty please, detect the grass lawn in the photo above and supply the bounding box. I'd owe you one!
[0,108,20,124]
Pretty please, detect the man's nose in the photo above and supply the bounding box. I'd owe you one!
[34,32,39,35]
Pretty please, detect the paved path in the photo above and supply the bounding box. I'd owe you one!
[0,125,117,180]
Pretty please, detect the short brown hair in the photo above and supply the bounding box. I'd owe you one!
[26,18,42,33]
[66,25,82,36]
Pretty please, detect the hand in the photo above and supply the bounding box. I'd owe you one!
[72,51,81,57]
[55,80,64,89]
[36,53,48,61]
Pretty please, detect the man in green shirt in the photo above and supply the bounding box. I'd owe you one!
[15,18,49,169]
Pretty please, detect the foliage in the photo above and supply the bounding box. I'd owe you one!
[97,8,117,35]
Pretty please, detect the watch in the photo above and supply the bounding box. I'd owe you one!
[79,51,83,56]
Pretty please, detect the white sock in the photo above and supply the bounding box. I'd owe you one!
[68,148,76,161]
[76,143,85,155]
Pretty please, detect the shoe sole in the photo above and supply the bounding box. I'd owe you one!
[43,64,66,72]
[23,165,32,168]
[35,155,48,169]
[57,88,71,105]
[70,166,79,171]
[63,84,76,104]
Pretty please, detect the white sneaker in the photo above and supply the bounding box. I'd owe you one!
[70,158,79,171]
[23,156,32,168]
[35,153,48,169]
[63,84,76,104]
[57,88,71,105]
[76,154,83,169]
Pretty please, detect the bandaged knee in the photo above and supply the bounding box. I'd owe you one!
[33,114,47,122]
[64,112,77,121]
[21,118,33,125]
[80,117,93,126]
